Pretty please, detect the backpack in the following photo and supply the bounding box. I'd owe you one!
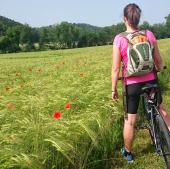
[120,30,154,77]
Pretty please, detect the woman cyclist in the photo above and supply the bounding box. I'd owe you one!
[112,3,170,163]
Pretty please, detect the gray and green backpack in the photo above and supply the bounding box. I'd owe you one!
[120,30,154,77]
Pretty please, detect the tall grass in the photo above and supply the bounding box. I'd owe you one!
[0,38,170,169]
[0,46,123,169]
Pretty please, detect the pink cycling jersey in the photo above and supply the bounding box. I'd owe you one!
[113,30,157,85]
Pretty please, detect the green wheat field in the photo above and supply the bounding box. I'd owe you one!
[0,39,170,169]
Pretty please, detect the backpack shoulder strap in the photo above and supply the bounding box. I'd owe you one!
[127,30,144,41]
[118,32,130,43]
[119,32,134,45]
[119,32,129,38]
[119,30,145,37]
[141,30,154,48]
[137,30,145,34]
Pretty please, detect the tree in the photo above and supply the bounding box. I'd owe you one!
[31,28,39,43]
[140,21,152,30]
[39,28,49,44]
[165,14,170,37]
[152,23,168,39]
[6,25,21,43]
[78,30,88,47]
[0,22,5,36]
[20,24,33,44]
[4,26,22,52]
[0,36,11,52]
[57,22,73,48]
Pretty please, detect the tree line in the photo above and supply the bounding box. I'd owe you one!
[0,14,170,53]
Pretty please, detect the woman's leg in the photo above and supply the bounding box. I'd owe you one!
[123,113,138,152]
[124,82,141,152]
[159,103,170,131]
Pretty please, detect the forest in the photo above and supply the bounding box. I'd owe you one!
[0,14,170,53]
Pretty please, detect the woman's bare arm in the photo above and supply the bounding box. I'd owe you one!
[153,42,165,70]
[112,45,121,92]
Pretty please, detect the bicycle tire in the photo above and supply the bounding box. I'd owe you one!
[142,95,155,145]
[148,124,155,146]
[155,113,170,169]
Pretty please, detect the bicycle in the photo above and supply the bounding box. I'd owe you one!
[141,82,170,169]
[119,68,170,168]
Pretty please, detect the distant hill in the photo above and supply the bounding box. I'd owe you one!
[0,16,22,26]
[37,23,103,34]
[0,16,23,35]
[74,23,103,32]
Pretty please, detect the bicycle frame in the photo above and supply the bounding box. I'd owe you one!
[141,87,170,169]
[141,91,161,152]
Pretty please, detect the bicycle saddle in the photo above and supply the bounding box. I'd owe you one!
[141,83,159,93]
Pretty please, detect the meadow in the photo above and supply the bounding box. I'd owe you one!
[0,39,170,169]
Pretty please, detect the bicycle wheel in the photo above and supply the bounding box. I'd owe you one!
[155,113,170,169]
[142,95,156,145]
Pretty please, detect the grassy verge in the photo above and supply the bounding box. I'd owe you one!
[0,38,169,169]
[0,46,124,169]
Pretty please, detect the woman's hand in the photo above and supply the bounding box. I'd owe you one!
[112,90,119,101]
[111,44,121,102]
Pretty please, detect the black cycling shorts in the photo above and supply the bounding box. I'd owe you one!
[124,79,162,114]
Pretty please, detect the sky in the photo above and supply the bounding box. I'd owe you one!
[1,0,170,27]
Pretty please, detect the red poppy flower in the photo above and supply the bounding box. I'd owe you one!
[64,103,71,109]
[52,112,62,119]
[7,103,14,109]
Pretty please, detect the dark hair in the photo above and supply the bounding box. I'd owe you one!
[124,3,141,29]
